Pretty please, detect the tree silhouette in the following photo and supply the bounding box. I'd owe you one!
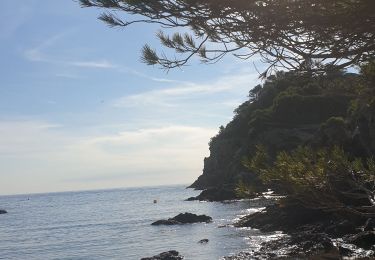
[80,0,375,75]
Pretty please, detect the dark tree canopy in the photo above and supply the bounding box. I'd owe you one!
[80,0,375,75]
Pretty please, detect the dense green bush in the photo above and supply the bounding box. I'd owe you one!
[244,145,375,217]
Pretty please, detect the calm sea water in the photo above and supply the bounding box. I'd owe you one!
[0,185,274,260]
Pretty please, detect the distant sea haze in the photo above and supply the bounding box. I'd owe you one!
[0,185,273,259]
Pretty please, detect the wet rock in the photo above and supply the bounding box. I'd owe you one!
[223,251,253,260]
[266,231,335,257]
[151,219,180,225]
[235,204,329,233]
[151,212,212,225]
[185,187,239,202]
[347,231,375,250]
[325,220,357,237]
[198,239,209,244]
[141,250,183,260]
[363,218,375,231]
[173,213,212,223]
[338,246,353,257]
[0,209,7,214]
[289,232,335,254]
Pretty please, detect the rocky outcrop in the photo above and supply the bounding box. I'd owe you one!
[0,209,7,214]
[186,187,240,202]
[190,73,357,191]
[224,231,339,259]
[141,250,183,260]
[235,204,332,233]
[234,202,375,258]
[152,213,212,225]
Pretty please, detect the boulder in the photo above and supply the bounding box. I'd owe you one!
[0,209,7,214]
[363,218,375,231]
[141,250,183,260]
[151,219,180,225]
[325,220,357,237]
[152,212,212,225]
[186,187,239,202]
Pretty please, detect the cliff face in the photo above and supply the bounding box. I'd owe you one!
[190,71,363,190]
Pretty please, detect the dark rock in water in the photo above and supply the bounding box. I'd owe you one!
[363,218,375,231]
[0,209,7,214]
[198,239,209,244]
[347,231,375,250]
[173,213,212,223]
[151,219,180,225]
[141,250,183,260]
[325,219,357,237]
[152,212,212,225]
[338,246,354,257]
[186,187,239,202]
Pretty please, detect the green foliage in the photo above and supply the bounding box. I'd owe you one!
[81,0,375,74]
[271,94,353,125]
[360,60,375,84]
[246,145,375,215]
[235,179,257,198]
[319,117,349,147]
[243,144,269,175]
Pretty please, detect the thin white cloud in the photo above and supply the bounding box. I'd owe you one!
[69,60,115,68]
[24,32,69,62]
[55,73,82,79]
[113,70,258,108]
[24,32,186,82]
[24,32,116,69]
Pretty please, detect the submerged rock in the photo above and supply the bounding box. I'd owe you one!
[0,209,7,214]
[152,212,212,225]
[141,250,183,260]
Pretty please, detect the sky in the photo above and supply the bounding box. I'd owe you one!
[0,0,262,195]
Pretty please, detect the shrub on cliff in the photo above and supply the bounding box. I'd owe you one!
[245,145,375,218]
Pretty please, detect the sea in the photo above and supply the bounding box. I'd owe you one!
[0,185,280,260]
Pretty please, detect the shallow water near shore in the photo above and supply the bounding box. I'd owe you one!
[0,185,275,260]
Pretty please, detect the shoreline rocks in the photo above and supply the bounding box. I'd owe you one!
[0,209,7,214]
[152,212,212,225]
[141,250,183,260]
[186,187,240,202]
[347,231,375,250]
[234,203,375,258]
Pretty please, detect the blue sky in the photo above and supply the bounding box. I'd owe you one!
[0,0,262,195]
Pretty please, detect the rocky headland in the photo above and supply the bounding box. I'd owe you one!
[187,70,375,258]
